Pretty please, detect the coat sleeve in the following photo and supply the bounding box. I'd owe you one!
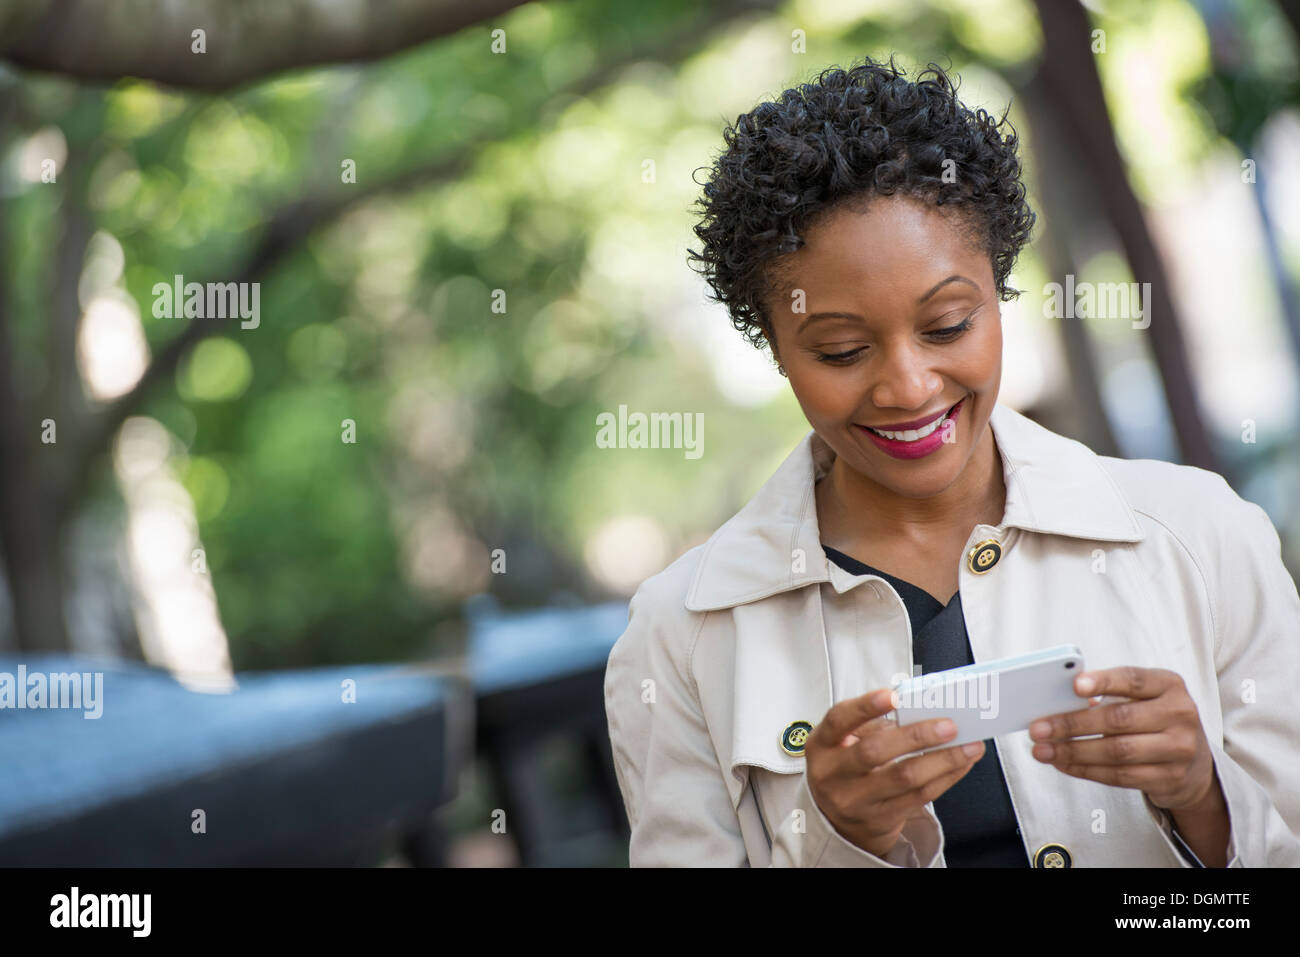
[603,579,747,866]
[605,574,945,867]
[1144,483,1300,867]
[787,775,947,867]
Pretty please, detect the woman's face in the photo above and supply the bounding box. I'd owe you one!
[765,193,1003,501]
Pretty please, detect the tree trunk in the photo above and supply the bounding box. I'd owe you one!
[1032,0,1224,476]
[0,479,71,654]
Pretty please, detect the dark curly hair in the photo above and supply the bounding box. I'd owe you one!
[686,54,1036,358]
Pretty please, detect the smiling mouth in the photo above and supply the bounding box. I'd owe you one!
[862,398,964,442]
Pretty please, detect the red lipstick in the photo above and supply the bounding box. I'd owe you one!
[854,397,966,461]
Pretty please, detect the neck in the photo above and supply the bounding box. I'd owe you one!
[820,423,1007,544]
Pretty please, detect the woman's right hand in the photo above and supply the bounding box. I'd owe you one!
[805,687,986,860]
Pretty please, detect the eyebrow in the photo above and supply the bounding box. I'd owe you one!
[795,275,980,334]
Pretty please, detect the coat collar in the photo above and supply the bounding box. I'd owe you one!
[684,403,1145,612]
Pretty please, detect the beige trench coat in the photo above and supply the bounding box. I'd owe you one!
[603,403,1300,866]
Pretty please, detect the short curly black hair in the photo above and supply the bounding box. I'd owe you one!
[686,54,1036,355]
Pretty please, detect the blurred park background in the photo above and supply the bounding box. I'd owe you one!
[0,0,1298,866]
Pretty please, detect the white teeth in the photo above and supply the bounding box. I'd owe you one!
[869,405,955,442]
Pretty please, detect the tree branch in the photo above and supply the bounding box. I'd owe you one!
[0,0,536,91]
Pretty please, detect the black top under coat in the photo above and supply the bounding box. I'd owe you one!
[823,544,1031,867]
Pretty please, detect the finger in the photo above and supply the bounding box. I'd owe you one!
[1029,697,1169,743]
[1031,731,1177,767]
[847,715,961,773]
[1047,760,1169,792]
[842,710,901,747]
[862,738,983,802]
[1073,666,1177,701]
[830,743,985,838]
[811,688,898,751]
[870,744,984,818]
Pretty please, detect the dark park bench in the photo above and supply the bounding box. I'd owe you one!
[0,598,632,867]
[0,654,470,865]
[465,597,631,866]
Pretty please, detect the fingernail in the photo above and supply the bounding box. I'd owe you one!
[962,742,982,757]
[938,720,956,737]
[1029,721,1050,739]
[1076,675,1096,694]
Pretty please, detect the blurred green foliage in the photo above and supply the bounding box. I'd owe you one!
[3,0,1297,669]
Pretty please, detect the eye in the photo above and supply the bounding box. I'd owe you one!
[928,311,977,340]
[814,347,866,364]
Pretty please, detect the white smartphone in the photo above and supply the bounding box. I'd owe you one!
[890,644,1086,752]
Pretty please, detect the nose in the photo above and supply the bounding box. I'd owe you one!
[869,340,944,412]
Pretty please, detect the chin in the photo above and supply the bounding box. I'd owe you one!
[877,468,962,499]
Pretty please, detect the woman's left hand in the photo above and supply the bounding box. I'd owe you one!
[1028,666,1219,812]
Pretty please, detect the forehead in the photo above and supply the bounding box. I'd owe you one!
[773,194,985,300]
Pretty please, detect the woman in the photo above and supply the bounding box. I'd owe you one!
[602,56,1300,867]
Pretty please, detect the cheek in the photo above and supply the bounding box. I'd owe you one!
[956,324,1003,385]
[979,326,1004,382]
[786,366,856,421]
